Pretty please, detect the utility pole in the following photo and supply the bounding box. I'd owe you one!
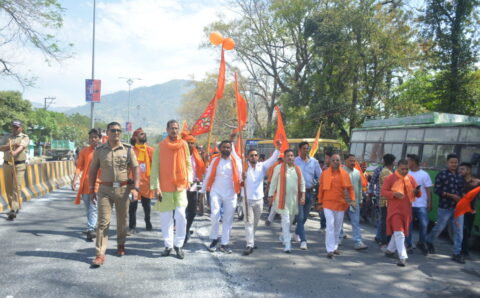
[90,0,96,129]
[44,97,56,110]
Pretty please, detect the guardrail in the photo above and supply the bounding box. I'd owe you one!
[0,161,74,212]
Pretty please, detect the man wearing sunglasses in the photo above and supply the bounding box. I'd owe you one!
[0,120,29,221]
[89,122,139,267]
[241,138,281,255]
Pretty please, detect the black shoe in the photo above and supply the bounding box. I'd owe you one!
[406,245,414,254]
[397,259,407,267]
[452,254,465,264]
[174,247,185,259]
[426,242,435,254]
[161,247,172,257]
[416,242,427,255]
[86,230,96,241]
[243,246,254,256]
[146,223,153,231]
[7,210,16,221]
[253,244,258,249]
[219,245,232,254]
[385,250,396,258]
[208,239,218,252]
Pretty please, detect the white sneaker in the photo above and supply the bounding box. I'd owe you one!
[354,241,368,250]
[294,234,301,242]
[300,241,308,250]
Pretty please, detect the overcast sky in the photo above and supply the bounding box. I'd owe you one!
[0,0,235,107]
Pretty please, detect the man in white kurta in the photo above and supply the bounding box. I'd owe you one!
[238,140,280,256]
[268,149,305,253]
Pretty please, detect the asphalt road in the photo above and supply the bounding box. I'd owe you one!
[0,188,479,298]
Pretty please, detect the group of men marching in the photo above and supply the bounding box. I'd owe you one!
[66,119,477,268]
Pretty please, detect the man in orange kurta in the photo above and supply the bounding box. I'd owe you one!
[128,128,154,234]
[317,154,355,258]
[150,120,192,259]
[381,159,421,267]
[71,128,101,241]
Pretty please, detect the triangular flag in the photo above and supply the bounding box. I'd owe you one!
[309,122,322,157]
[191,95,217,136]
[215,48,226,100]
[273,106,289,154]
[455,186,480,218]
[233,72,248,133]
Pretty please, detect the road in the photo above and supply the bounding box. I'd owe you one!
[0,187,479,298]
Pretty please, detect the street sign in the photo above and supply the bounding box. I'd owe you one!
[85,79,101,102]
[125,121,132,132]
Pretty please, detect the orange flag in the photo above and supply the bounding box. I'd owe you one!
[274,106,289,154]
[181,120,189,134]
[191,95,217,136]
[455,186,480,218]
[216,48,226,100]
[309,122,322,157]
[355,160,368,190]
[233,72,248,133]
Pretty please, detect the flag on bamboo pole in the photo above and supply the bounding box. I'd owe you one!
[216,48,226,100]
[191,95,217,136]
[309,122,323,157]
[273,106,289,154]
[233,72,247,133]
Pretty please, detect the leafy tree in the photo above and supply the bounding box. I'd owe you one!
[0,91,32,131]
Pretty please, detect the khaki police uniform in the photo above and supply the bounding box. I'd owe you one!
[0,132,29,212]
[89,142,138,256]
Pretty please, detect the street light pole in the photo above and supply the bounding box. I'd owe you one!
[90,0,96,129]
[119,77,141,139]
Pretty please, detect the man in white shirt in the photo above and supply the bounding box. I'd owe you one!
[241,140,281,255]
[200,140,242,254]
[406,153,433,254]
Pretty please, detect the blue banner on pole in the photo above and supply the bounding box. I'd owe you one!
[86,79,101,102]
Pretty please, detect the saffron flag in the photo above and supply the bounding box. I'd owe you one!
[181,120,189,134]
[191,95,217,136]
[455,186,480,218]
[355,161,368,190]
[216,48,226,100]
[236,133,244,159]
[274,106,289,154]
[309,122,322,157]
[233,72,248,133]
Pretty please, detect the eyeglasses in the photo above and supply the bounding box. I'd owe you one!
[109,129,122,133]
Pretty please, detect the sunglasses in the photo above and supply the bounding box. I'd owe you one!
[109,129,122,133]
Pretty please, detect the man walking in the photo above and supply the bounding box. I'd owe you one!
[241,139,281,255]
[89,122,139,267]
[426,154,465,263]
[201,140,242,254]
[128,128,154,235]
[268,149,305,253]
[0,120,29,221]
[405,154,432,254]
[71,128,101,240]
[381,159,421,267]
[317,154,355,258]
[294,142,322,250]
[375,154,396,248]
[151,120,192,259]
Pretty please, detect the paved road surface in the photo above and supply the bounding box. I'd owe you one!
[0,188,479,297]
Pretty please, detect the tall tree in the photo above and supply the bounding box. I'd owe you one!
[421,0,480,114]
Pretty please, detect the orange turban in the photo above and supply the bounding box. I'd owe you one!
[133,127,144,137]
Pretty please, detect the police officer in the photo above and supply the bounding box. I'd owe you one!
[0,120,29,221]
[89,122,139,267]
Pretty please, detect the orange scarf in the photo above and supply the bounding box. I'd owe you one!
[354,161,368,190]
[321,167,351,191]
[207,155,241,193]
[135,143,151,176]
[192,146,205,179]
[391,171,415,202]
[455,185,480,218]
[278,163,302,209]
[160,137,189,190]
[75,146,95,205]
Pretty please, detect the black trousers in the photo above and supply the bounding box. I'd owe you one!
[462,212,476,255]
[186,191,198,235]
[129,197,152,229]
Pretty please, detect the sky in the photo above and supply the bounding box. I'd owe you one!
[0,0,235,108]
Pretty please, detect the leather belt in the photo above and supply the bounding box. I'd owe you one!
[5,160,25,165]
[100,181,129,187]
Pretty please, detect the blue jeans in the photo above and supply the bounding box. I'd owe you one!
[426,208,464,255]
[295,191,314,242]
[406,207,429,246]
[82,194,98,231]
[339,206,362,243]
[375,206,388,245]
[319,209,326,229]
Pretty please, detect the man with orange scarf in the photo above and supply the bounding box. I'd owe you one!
[150,120,192,259]
[381,159,421,267]
[201,140,242,254]
[128,128,154,235]
[71,128,101,241]
[317,154,355,259]
[268,149,305,253]
[182,133,205,245]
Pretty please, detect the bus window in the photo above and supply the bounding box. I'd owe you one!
[459,127,480,143]
[364,143,382,163]
[351,131,366,141]
[366,130,385,142]
[350,143,364,158]
[460,145,480,163]
[405,144,420,156]
[424,127,459,142]
[383,143,402,160]
[406,129,424,141]
[436,144,455,166]
[384,129,406,142]
[422,144,455,168]
[422,144,436,168]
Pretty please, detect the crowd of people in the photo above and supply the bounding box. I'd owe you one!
[2,119,477,269]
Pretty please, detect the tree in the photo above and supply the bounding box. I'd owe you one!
[0,0,71,85]
[0,91,32,130]
[421,0,480,114]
